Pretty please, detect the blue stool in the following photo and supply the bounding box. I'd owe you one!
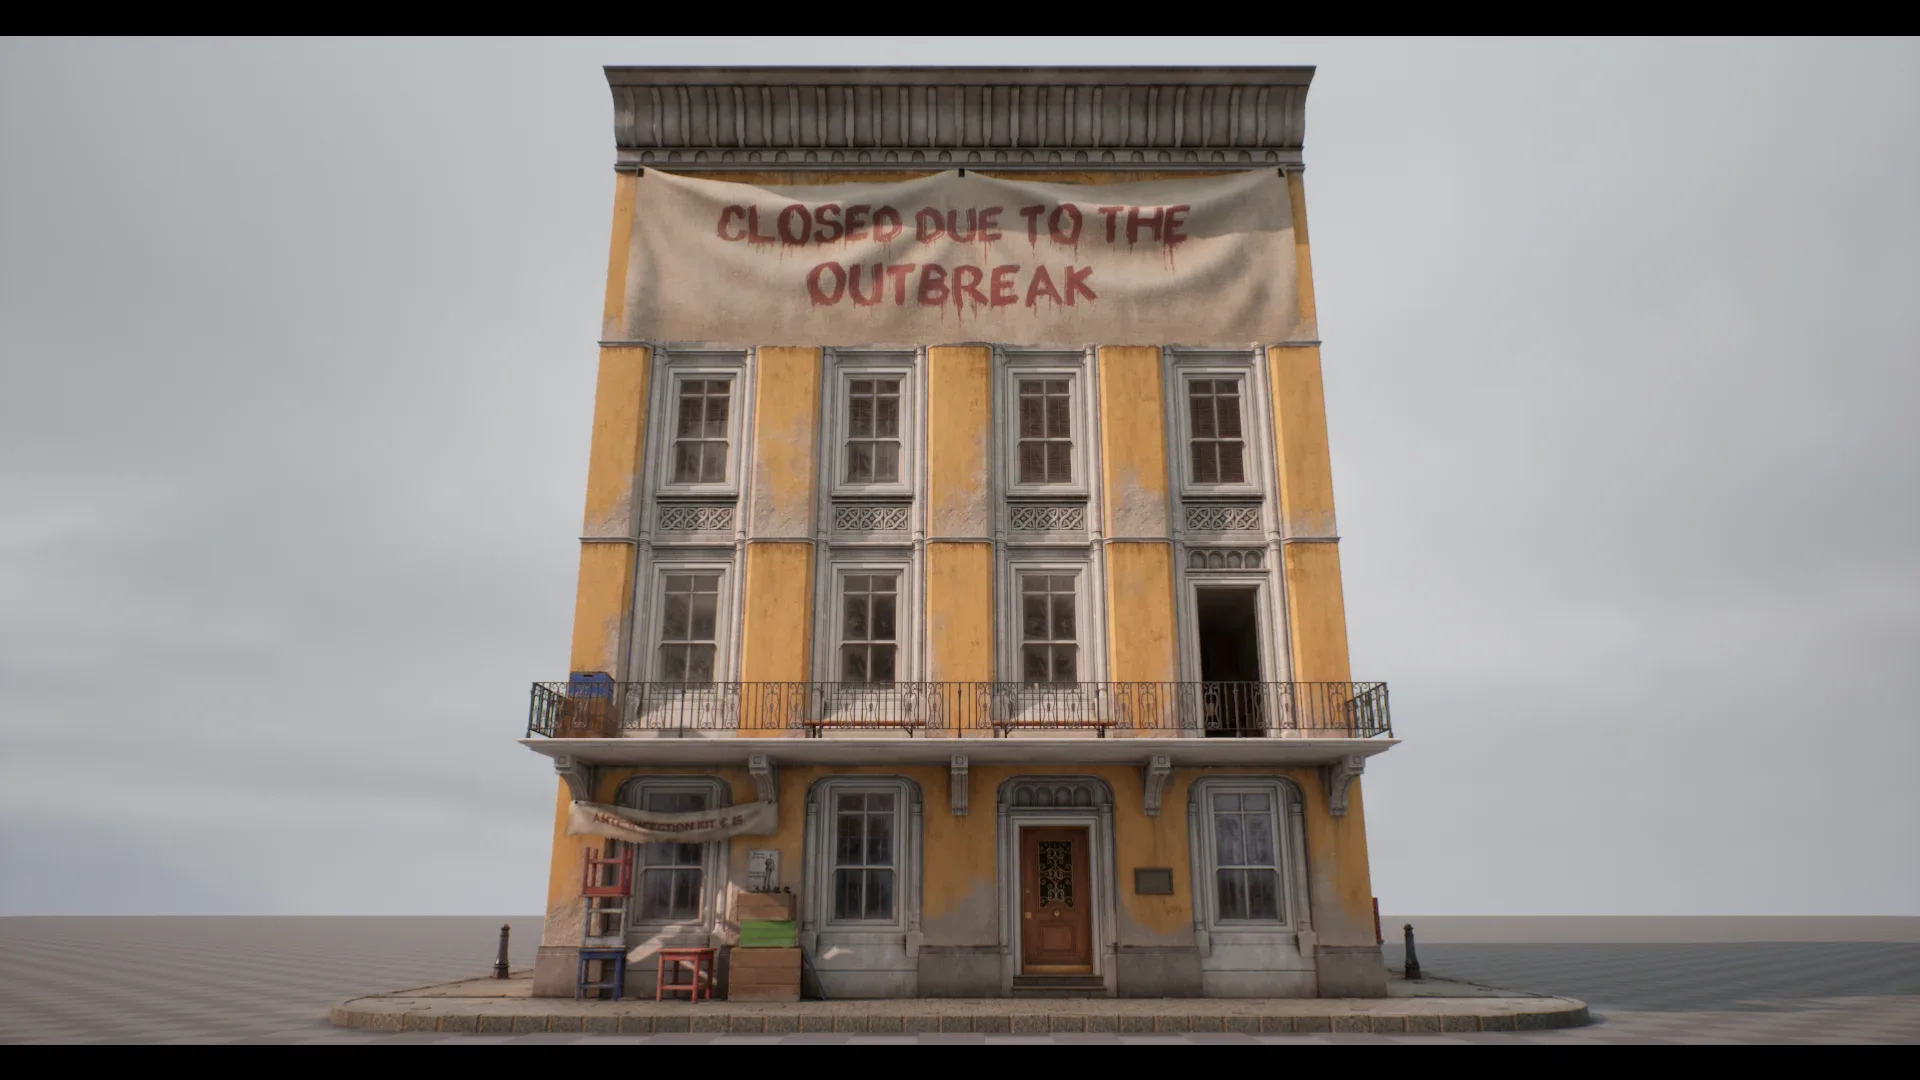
[576,947,627,1001]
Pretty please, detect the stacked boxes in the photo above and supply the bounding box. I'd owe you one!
[729,891,800,1002]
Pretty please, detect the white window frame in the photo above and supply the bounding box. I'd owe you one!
[1166,356,1266,499]
[996,351,1092,499]
[652,354,749,499]
[615,776,733,940]
[996,558,1108,731]
[1175,573,1287,715]
[627,557,738,731]
[824,350,918,500]
[809,556,931,732]
[1186,777,1311,938]
[802,776,922,938]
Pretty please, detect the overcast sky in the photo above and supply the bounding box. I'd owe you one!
[2,38,1915,917]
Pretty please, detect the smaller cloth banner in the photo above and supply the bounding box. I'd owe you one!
[565,799,778,845]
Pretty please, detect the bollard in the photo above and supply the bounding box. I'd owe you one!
[1402,923,1422,981]
[494,923,511,979]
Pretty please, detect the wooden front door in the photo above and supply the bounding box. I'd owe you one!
[1019,827,1093,973]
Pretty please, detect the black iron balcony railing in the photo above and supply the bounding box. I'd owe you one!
[526,680,1390,739]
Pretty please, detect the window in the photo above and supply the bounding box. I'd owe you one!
[1210,790,1283,922]
[638,789,708,921]
[1016,379,1073,484]
[1187,379,1246,485]
[1019,574,1079,685]
[671,379,732,484]
[839,574,899,684]
[657,574,720,682]
[844,378,902,484]
[832,790,897,920]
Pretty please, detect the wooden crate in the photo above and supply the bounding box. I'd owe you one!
[727,946,800,1002]
[734,892,794,921]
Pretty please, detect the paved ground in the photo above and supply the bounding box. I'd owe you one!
[2,917,1916,1044]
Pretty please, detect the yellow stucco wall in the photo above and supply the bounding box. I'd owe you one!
[1103,543,1178,684]
[738,542,814,686]
[1096,346,1170,539]
[747,346,821,539]
[926,345,992,539]
[927,543,992,683]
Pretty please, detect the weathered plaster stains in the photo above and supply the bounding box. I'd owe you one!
[567,544,634,676]
[1096,346,1170,537]
[927,346,992,538]
[927,543,993,682]
[739,543,814,689]
[1266,344,1339,542]
[1298,766,1375,947]
[1285,169,1319,340]
[602,171,639,339]
[749,346,821,538]
[1281,542,1352,684]
[1103,543,1178,684]
[580,347,652,540]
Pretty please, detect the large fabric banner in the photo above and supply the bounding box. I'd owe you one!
[565,799,778,845]
[622,169,1304,346]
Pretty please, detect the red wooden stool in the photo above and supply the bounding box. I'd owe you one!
[656,947,717,1002]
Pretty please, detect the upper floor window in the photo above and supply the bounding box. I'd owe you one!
[839,573,899,684]
[1020,573,1079,685]
[1187,379,1246,485]
[844,378,902,484]
[658,573,720,682]
[1017,379,1073,484]
[671,378,733,484]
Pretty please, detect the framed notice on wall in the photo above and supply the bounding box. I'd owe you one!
[749,849,780,892]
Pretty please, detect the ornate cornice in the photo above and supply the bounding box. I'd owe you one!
[604,67,1314,173]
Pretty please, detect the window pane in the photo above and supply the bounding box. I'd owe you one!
[700,442,727,483]
[1212,793,1241,813]
[642,869,676,917]
[1246,869,1280,920]
[1049,575,1074,593]
[1022,594,1048,639]
[1046,442,1072,483]
[844,592,868,640]
[1216,392,1241,438]
[1243,793,1271,812]
[1190,391,1217,439]
[841,645,868,682]
[689,592,716,639]
[872,592,896,641]
[1245,812,1276,866]
[1192,443,1218,484]
[662,594,689,639]
[1218,443,1245,484]
[866,811,893,864]
[869,792,895,812]
[848,392,872,438]
[837,793,865,813]
[873,441,899,482]
[703,389,729,437]
[673,442,701,482]
[864,869,894,919]
[1050,593,1075,640]
[684,645,714,683]
[659,645,687,681]
[847,441,872,482]
[850,379,872,395]
[835,813,864,863]
[1018,387,1043,436]
[1051,645,1077,683]
[1022,645,1051,683]
[677,393,704,437]
[1045,393,1071,439]
[833,869,862,920]
[875,392,899,437]
[1216,869,1246,920]
[1018,441,1045,484]
[869,644,896,684]
[1044,379,1068,396]
[1215,811,1244,864]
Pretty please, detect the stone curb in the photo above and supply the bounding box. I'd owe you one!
[329,999,1592,1036]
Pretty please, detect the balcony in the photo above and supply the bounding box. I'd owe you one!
[527,680,1391,740]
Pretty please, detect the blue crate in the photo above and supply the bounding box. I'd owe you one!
[576,947,627,1001]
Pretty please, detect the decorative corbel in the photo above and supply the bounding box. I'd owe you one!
[748,754,776,803]
[1142,755,1172,817]
[949,755,969,817]
[553,754,594,802]
[1324,755,1366,817]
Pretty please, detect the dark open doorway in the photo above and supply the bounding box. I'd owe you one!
[1196,587,1264,737]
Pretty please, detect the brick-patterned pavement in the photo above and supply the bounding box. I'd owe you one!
[2,917,1916,1044]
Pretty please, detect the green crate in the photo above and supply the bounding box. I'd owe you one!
[737,919,797,948]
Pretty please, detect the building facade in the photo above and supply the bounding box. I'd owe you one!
[524,66,1397,1000]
